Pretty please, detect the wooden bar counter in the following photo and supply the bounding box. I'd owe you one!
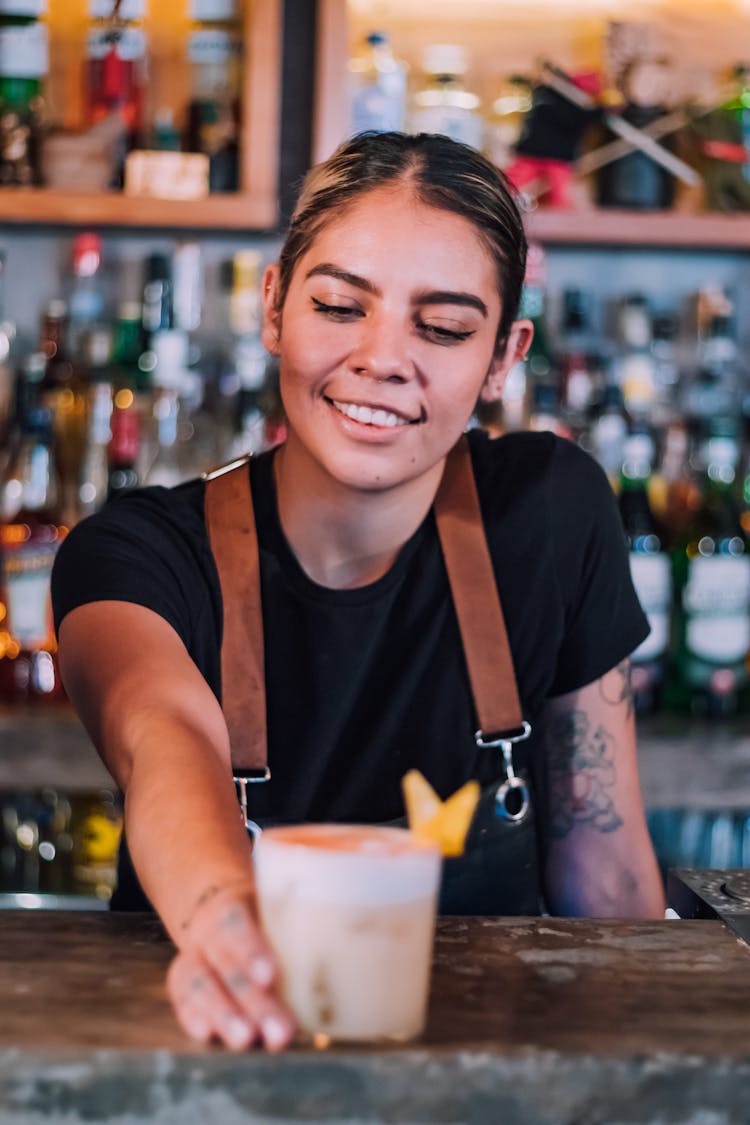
[2,909,750,1124]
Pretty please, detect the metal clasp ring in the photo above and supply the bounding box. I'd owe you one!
[474,721,532,824]
[234,770,270,838]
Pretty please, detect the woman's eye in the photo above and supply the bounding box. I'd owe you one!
[311,297,363,320]
[418,321,476,344]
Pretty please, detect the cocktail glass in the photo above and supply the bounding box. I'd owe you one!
[253,824,441,1043]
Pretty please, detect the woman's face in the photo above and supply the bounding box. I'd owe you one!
[263,184,527,494]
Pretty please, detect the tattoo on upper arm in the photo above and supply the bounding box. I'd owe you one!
[599,659,633,718]
[546,710,623,840]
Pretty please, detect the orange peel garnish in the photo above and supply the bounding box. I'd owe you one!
[401,770,480,857]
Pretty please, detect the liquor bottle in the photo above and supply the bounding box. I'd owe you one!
[38,301,89,527]
[67,232,105,364]
[558,288,595,441]
[527,381,569,439]
[410,44,483,150]
[0,251,16,465]
[78,329,113,519]
[141,253,173,348]
[618,429,672,715]
[348,31,407,135]
[185,2,241,192]
[613,294,657,425]
[107,389,140,501]
[684,289,739,427]
[484,74,532,170]
[649,419,701,549]
[667,418,750,718]
[0,403,66,704]
[86,10,146,157]
[144,329,187,489]
[589,382,628,491]
[0,1,47,186]
[650,312,680,428]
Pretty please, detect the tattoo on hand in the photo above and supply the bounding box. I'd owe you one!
[599,659,633,718]
[547,710,623,839]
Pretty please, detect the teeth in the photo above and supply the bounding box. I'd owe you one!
[332,400,409,427]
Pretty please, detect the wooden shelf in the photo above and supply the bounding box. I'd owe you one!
[0,188,279,233]
[526,208,750,251]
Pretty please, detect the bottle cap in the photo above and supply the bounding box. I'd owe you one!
[72,232,102,278]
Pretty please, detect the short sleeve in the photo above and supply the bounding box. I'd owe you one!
[546,440,650,697]
[51,486,206,647]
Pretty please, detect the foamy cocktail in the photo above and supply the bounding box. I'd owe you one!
[253,824,442,1042]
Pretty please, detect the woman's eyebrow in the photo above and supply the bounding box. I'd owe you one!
[413,290,488,317]
[305,263,380,295]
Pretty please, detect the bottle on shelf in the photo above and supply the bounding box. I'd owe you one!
[649,418,702,549]
[0,401,66,704]
[558,287,595,441]
[185,0,242,192]
[67,232,105,365]
[141,252,173,349]
[0,0,47,186]
[618,428,672,716]
[107,387,140,501]
[410,44,483,150]
[77,328,113,519]
[38,300,89,527]
[86,1,146,164]
[613,293,658,425]
[0,250,16,466]
[484,74,532,170]
[589,382,628,491]
[144,329,188,489]
[347,31,407,136]
[683,287,739,427]
[667,417,750,718]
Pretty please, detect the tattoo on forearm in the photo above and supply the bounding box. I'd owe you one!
[546,710,623,839]
[599,659,633,718]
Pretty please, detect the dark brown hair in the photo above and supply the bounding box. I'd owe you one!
[277,132,527,349]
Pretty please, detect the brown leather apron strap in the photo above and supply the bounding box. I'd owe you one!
[204,457,267,771]
[433,435,524,739]
[204,436,526,772]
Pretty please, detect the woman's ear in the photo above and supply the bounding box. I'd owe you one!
[479,319,534,403]
[261,263,282,354]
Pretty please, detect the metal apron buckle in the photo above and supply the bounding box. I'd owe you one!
[234,770,271,840]
[474,721,532,823]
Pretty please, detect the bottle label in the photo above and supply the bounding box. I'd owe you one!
[0,22,47,78]
[3,542,57,648]
[188,29,241,65]
[89,0,144,18]
[684,555,750,663]
[630,551,671,661]
[189,0,239,19]
[87,27,146,62]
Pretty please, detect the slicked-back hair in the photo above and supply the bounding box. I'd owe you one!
[277,131,527,350]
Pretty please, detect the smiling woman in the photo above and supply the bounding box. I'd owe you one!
[50,131,664,1054]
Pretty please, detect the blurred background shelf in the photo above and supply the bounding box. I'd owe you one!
[526,210,750,251]
[0,190,278,233]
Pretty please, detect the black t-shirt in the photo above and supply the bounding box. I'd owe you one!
[52,429,648,906]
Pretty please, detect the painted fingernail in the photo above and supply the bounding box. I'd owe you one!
[250,956,275,987]
[262,1016,288,1051]
[226,1017,251,1049]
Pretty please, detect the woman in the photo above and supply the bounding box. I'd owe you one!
[52,132,665,1052]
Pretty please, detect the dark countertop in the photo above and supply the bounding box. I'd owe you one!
[4,706,750,808]
[3,910,750,1123]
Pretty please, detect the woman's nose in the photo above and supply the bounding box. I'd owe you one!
[348,311,413,383]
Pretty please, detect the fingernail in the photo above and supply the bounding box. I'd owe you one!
[227,1017,251,1049]
[186,1016,210,1042]
[250,956,275,987]
[262,1016,288,1051]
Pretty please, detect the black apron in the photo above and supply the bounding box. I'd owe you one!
[204,437,542,917]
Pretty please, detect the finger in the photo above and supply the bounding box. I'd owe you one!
[167,951,257,1051]
[188,892,279,991]
[219,963,295,1052]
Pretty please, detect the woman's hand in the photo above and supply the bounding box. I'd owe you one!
[167,883,296,1052]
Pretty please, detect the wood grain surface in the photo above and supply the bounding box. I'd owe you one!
[2,911,750,1057]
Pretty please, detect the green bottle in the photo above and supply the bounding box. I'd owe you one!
[618,430,671,716]
[0,1,47,185]
[667,418,750,718]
